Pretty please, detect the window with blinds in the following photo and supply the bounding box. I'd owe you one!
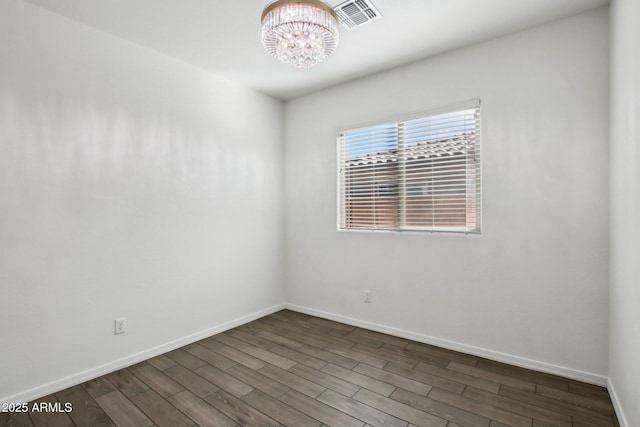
[337,100,481,234]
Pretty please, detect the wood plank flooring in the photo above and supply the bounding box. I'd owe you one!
[1,310,619,427]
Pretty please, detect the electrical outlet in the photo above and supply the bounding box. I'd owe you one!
[364,290,372,303]
[115,318,127,335]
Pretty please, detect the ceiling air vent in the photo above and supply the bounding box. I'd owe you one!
[334,0,381,30]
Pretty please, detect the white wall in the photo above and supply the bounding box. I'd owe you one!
[0,0,284,402]
[609,0,640,424]
[284,8,610,382]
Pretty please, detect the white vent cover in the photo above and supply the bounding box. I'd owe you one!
[334,0,381,30]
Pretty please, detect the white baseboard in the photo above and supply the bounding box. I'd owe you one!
[607,378,629,427]
[2,302,613,407]
[0,303,286,406]
[286,303,608,387]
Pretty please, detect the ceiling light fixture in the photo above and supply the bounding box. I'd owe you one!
[261,0,339,68]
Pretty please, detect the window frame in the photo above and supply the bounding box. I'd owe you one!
[336,99,482,235]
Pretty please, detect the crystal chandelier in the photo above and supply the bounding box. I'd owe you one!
[261,0,339,68]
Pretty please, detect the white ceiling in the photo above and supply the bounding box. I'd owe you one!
[23,0,609,100]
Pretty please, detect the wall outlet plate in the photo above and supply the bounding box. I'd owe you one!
[115,318,127,335]
[364,290,372,303]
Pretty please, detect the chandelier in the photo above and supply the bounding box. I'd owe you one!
[261,0,339,68]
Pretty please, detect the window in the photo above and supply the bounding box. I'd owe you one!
[337,100,481,234]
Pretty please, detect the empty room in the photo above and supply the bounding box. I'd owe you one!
[1,0,638,426]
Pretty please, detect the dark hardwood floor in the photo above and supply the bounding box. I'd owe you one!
[1,310,619,427]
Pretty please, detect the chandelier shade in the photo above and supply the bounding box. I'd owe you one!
[261,0,339,68]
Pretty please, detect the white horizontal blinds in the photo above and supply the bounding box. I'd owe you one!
[338,124,399,230]
[338,100,481,234]
[400,105,481,233]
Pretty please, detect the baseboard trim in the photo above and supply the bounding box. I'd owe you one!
[0,303,286,406]
[607,378,629,427]
[3,302,611,406]
[286,303,608,387]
